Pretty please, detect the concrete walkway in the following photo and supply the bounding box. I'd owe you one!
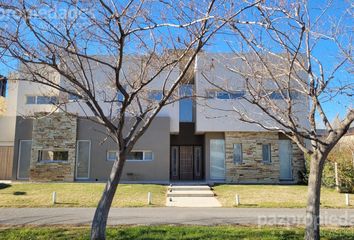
[0,208,353,227]
[166,185,221,207]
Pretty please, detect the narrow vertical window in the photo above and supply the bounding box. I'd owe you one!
[262,144,271,163]
[233,143,243,164]
[171,146,179,177]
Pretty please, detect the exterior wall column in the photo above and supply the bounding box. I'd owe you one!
[29,112,77,182]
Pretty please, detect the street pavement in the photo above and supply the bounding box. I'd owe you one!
[0,208,353,227]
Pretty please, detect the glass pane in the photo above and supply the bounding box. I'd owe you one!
[179,84,193,122]
[194,146,202,177]
[279,140,292,180]
[68,94,80,101]
[262,144,271,163]
[210,139,225,179]
[216,92,230,99]
[18,140,32,179]
[107,151,117,161]
[117,92,124,102]
[36,96,51,104]
[144,151,153,160]
[171,146,179,177]
[148,91,163,101]
[230,91,245,99]
[26,96,36,104]
[127,151,143,160]
[50,96,58,104]
[206,90,216,98]
[77,141,90,179]
[38,150,68,161]
[233,144,242,164]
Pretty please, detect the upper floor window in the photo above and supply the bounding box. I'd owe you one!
[269,90,300,100]
[68,93,81,101]
[117,91,125,102]
[148,90,163,101]
[206,90,245,100]
[0,76,7,97]
[26,96,58,104]
[179,84,194,122]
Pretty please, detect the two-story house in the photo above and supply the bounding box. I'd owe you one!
[0,53,306,183]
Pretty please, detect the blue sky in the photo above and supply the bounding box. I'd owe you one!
[0,0,352,126]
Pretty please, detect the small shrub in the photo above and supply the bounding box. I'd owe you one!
[302,146,354,193]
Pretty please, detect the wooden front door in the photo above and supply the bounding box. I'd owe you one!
[170,145,203,181]
[179,146,194,180]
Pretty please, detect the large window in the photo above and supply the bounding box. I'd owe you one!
[26,96,58,104]
[106,150,154,161]
[206,90,245,99]
[262,144,271,163]
[148,90,163,101]
[269,90,300,100]
[233,143,243,164]
[179,84,194,122]
[18,140,32,179]
[38,150,69,162]
[68,93,81,101]
[210,139,225,180]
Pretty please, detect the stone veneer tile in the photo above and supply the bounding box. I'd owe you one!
[29,112,77,182]
[225,132,305,183]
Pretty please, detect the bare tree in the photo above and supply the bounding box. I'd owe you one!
[200,1,353,239]
[0,0,259,239]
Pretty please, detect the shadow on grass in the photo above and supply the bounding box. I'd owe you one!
[54,202,80,206]
[0,183,11,190]
[238,204,258,207]
[13,191,26,195]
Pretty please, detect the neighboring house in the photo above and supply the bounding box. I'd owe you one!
[0,53,306,183]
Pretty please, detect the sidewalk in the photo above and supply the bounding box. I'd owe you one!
[0,208,353,227]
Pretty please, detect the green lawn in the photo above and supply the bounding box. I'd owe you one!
[1,183,352,208]
[213,185,354,208]
[0,183,166,207]
[0,226,353,240]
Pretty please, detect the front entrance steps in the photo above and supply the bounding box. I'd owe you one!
[166,185,221,207]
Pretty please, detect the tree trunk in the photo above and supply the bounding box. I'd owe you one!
[305,152,326,240]
[91,153,126,240]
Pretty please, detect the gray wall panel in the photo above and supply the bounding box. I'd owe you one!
[77,117,170,182]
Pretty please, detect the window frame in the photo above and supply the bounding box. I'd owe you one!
[26,95,58,105]
[75,140,91,180]
[37,149,69,163]
[206,89,245,100]
[68,93,81,101]
[147,90,164,101]
[17,140,32,180]
[26,96,36,104]
[106,150,154,162]
[233,143,243,164]
[127,150,154,162]
[106,150,118,161]
[268,90,300,100]
[262,144,272,164]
